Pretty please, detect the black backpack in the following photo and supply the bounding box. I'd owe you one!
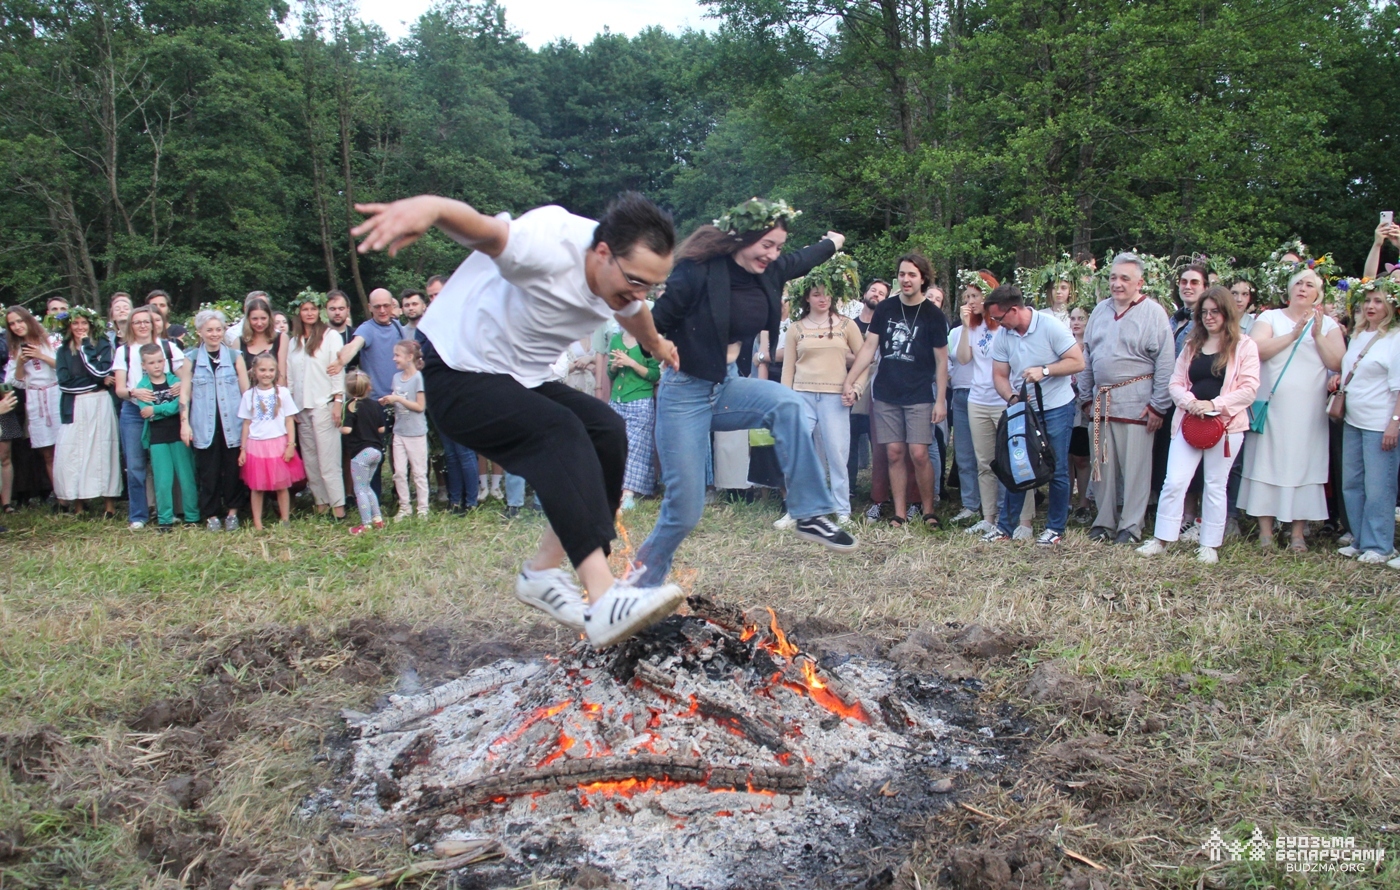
[991,379,1055,493]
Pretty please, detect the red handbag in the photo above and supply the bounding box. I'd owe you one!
[1181,412,1230,455]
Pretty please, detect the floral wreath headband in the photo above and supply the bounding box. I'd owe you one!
[290,287,328,310]
[1013,253,1094,309]
[957,269,993,296]
[713,197,801,236]
[788,253,860,313]
[1338,276,1400,312]
[43,305,106,338]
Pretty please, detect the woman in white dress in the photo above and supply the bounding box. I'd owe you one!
[5,306,61,486]
[53,307,122,515]
[1240,268,1346,551]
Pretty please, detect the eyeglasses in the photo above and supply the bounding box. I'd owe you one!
[985,306,1008,323]
[1200,307,1223,317]
[610,253,662,297]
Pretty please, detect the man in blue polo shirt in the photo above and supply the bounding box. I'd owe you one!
[337,288,406,399]
[984,284,1084,546]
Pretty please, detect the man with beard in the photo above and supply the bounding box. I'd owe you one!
[400,289,428,335]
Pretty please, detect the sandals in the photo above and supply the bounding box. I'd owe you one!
[1288,539,1308,554]
[889,515,908,529]
[2,504,14,514]
[922,512,940,530]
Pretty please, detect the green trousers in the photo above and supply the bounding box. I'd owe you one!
[148,441,199,526]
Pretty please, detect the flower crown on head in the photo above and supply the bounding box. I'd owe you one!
[713,197,801,236]
[43,305,105,338]
[957,269,993,296]
[788,253,860,315]
[1338,276,1400,312]
[291,287,327,310]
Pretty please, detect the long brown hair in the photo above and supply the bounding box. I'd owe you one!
[242,297,277,348]
[5,306,48,381]
[1187,285,1242,375]
[291,301,328,357]
[676,221,787,264]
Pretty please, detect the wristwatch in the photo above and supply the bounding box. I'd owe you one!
[1392,415,1400,423]
[1041,365,1051,378]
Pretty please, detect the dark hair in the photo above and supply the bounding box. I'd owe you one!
[983,283,1026,310]
[138,342,164,359]
[1187,286,1241,376]
[866,279,891,293]
[590,191,675,260]
[326,289,350,307]
[399,288,425,303]
[291,301,328,358]
[677,222,785,264]
[896,253,933,291]
[425,275,447,289]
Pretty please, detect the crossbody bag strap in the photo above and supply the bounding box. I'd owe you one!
[1338,332,1380,393]
[1266,318,1313,402]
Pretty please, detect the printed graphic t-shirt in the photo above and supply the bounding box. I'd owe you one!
[869,296,948,406]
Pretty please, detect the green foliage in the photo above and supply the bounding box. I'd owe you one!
[0,0,1395,315]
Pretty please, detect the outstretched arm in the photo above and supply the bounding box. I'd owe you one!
[352,196,510,258]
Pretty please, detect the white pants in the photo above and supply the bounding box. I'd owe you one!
[393,433,429,514]
[1152,430,1243,548]
[297,404,345,508]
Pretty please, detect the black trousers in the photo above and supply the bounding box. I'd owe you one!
[422,341,625,567]
[196,432,248,519]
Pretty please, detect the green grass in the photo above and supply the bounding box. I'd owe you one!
[1,493,1397,888]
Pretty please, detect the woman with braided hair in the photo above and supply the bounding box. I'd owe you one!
[632,198,858,589]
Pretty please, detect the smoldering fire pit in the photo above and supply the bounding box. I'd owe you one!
[309,599,1025,889]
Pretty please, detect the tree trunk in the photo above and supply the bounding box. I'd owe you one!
[338,95,367,314]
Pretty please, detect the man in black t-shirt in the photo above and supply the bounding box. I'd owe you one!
[843,254,948,526]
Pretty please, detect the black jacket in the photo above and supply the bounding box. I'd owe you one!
[651,238,837,383]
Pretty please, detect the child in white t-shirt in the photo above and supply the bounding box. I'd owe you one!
[237,353,305,528]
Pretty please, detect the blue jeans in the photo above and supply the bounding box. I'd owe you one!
[118,401,149,524]
[1341,423,1400,556]
[442,435,478,507]
[998,402,1075,536]
[636,365,838,586]
[350,447,383,524]
[504,471,526,508]
[951,388,980,512]
[799,391,852,515]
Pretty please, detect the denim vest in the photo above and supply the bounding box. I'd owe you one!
[190,345,242,448]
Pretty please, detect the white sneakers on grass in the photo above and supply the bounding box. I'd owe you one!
[1135,539,1167,556]
[773,513,796,530]
[515,567,587,631]
[965,519,995,536]
[950,508,978,523]
[1011,525,1034,542]
[1337,545,1359,558]
[584,579,686,648]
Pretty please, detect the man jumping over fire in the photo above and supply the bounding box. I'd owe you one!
[352,192,686,647]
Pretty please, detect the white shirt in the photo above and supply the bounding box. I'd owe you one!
[113,340,186,377]
[1341,329,1400,432]
[237,385,300,440]
[958,322,1003,407]
[287,329,345,410]
[947,326,976,390]
[419,205,635,389]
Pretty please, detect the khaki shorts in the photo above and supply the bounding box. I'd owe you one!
[872,399,934,445]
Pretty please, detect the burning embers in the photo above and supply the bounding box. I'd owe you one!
[322,598,1012,889]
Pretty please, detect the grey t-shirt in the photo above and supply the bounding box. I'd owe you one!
[391,371,427,436]
[990,310,1077,409]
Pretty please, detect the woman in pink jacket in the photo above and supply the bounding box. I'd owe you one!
[1138,286,1260,563]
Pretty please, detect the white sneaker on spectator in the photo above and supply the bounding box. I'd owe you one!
[129,521,144,531]
[1336,545,1359,558]
[1196,546,1218,564]
[585,579,686,647]
[951,508,978,523]
[864,502,885,524]
[1358,550,1392,565]
[906,504,922,523]
[837,514,852,526]
[773,513,796,530]
[1012,525,1034,542]
[515,566,586,631]
[1136,539,1167,556]
[966,519,995,536]
[1388,554,1400,570]
[1338,532,1354,546]
[1180,521,1201,543]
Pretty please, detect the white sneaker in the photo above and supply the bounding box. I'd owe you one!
[584,579,686,647]
[1136,539,1167,556]
[1180,521,1201,543]
[950,508,978,523]
[1358,550,1392,565]
[1388,555,1400,570]
[1012,525,1034,542]
[1196,546,1218,564]
[1336,545,1359,558]
[1338,532,1355,546]
[773,513,796,530]
[394,511,411,523]
[965,519,995,536]
[514,567,586,631]
[837,514,852,526]
[129,521,145,531]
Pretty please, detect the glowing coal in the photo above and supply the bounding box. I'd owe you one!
[310,598,1021,889]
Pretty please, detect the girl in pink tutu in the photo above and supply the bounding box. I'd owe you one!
[237,353,305,528]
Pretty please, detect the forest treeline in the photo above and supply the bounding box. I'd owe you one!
[3,0,1397,313]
